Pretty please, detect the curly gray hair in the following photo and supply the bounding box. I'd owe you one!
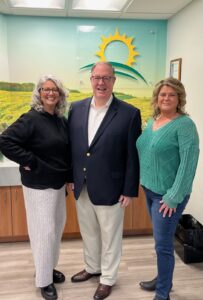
[31,75,69,116]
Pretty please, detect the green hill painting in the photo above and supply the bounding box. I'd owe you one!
[0,88,152,133]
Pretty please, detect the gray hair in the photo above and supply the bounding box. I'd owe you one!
[31,75,69,116]
[151,77,188,119]
[91,62,115,75]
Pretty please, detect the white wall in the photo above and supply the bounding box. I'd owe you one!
[167,0,203,224]
[0,14,9,81]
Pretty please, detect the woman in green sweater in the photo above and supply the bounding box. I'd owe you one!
[136,77,199,300]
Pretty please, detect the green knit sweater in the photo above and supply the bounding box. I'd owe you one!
[136,115,199,208]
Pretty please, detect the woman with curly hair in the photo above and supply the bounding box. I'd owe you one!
[0,75,72,300]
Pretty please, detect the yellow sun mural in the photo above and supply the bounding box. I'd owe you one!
[80,28,147,84]
[96,29,139,66]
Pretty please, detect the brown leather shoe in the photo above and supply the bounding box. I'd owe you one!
[93,283,112,300]
[71,269,101,283]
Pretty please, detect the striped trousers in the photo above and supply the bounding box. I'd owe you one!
[22,185,66,287]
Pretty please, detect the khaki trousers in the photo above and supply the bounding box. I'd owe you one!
[23,185,66,287]
[76,185,125,286]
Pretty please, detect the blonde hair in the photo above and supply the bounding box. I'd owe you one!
[151,77,188,119]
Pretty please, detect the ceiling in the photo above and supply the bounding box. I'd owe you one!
[0,0,193,20]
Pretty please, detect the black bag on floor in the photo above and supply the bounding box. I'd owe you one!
[175,214,203,249]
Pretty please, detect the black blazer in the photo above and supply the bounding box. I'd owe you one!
[68,95,141,205]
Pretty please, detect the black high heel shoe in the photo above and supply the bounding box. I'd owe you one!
[140,277,157,291]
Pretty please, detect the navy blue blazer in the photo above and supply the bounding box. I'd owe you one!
[68,95,141,205]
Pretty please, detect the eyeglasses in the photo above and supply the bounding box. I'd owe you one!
[41,88,59,94]
[91,76,115,83]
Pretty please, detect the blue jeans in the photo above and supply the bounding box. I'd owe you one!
[143,187,189,300]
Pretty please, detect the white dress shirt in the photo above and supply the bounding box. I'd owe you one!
[88,95,113,146]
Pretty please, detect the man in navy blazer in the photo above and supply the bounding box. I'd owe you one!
[68,62,141,300]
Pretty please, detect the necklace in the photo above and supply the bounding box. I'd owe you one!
[153,113,179,130]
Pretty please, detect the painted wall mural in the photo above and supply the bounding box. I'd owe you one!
[0,16,167,136]
[81,28,147,84]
